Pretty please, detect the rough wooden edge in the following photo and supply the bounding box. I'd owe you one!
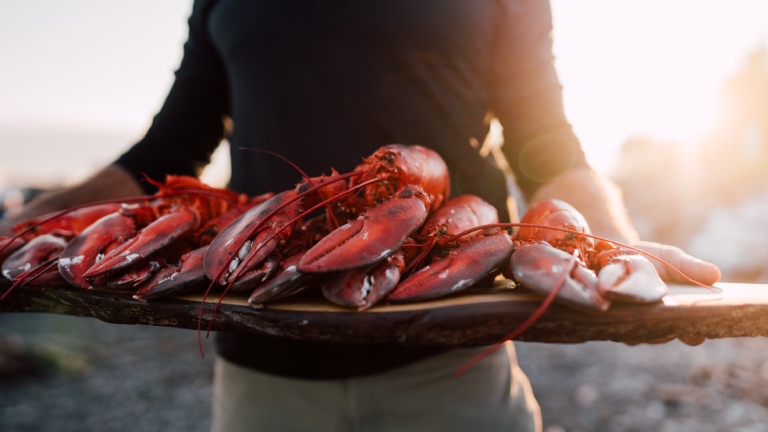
[3,283,768,346]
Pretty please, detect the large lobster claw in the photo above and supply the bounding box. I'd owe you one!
[510,242,611,311]
[204,191,300,285]
[58,213,136,289]
[322,249,407,310]
[298,186,431,273]
[597,255,667,303]
[83,208,198,280]
[387,231,514,303]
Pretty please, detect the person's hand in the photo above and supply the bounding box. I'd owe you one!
[528,167,721,347]
[624,334,707,346]
[631,241,721,286]
[529,167,721,285]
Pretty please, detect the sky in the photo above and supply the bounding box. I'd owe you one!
[1,0,767,188]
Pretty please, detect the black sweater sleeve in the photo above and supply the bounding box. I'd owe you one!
[114,0,229,194]
[491,0,588,199]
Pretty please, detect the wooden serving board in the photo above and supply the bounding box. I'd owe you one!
[1,280,767,346]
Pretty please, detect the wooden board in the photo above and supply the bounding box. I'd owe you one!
[1,280,767,346]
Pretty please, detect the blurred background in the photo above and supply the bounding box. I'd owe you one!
[2,1,768,431]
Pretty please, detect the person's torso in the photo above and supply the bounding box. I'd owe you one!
[207,0,510,218]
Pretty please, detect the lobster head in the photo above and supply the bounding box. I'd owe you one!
[518,199,593,256]
[350,145,450,211]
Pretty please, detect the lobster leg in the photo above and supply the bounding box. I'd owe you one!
[509,242,611,311]
[298,186,431,273]
[387,231,514,303]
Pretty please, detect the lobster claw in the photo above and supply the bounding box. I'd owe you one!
[510,242,611,311]
[248,252,319,308]
[134,246,209,302]
[83,208,198,280]
[322,249,406,310]
[59,213,136,289]
[387,231,514,303]
[105,255,167,289]
[2,234,69,281]
[298,186,431,273]
[597,255,667,303]
[204,191,300,285]
[231,256,280,292]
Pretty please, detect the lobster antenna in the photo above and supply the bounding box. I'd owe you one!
[239,147,342,229]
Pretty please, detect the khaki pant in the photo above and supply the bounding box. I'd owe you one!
[212,342,541,432]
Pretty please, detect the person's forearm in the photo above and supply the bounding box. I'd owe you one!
[529,167,640,244]
[0,165,143,235]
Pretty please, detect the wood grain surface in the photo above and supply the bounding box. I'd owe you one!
[1,280,767,346]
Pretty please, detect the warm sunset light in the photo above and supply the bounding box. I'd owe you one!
[551,0,768,173]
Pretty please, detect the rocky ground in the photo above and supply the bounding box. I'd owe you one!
[2,312,768,432]
[517,339,768,432]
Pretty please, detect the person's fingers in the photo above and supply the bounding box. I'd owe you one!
[624,334,706,346]
[678,335,706,346]
[632,241,721,286]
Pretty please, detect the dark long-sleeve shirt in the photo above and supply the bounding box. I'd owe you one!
[115,0,587,379]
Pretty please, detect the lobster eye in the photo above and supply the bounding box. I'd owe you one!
[437,224,448,235]
[383,153,395,163]
[398,189,414,198]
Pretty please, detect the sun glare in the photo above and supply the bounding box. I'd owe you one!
[551,0,768,173]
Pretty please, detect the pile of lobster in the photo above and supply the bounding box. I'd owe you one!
[1,145,681,316]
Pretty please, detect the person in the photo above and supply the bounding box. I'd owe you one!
[1,1,721,431]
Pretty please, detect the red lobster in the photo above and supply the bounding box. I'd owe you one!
[0,176,259,299]
[321,194,500,310]
[1,203,124,289]
[202,144,451,305]
[386,198,671,310]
